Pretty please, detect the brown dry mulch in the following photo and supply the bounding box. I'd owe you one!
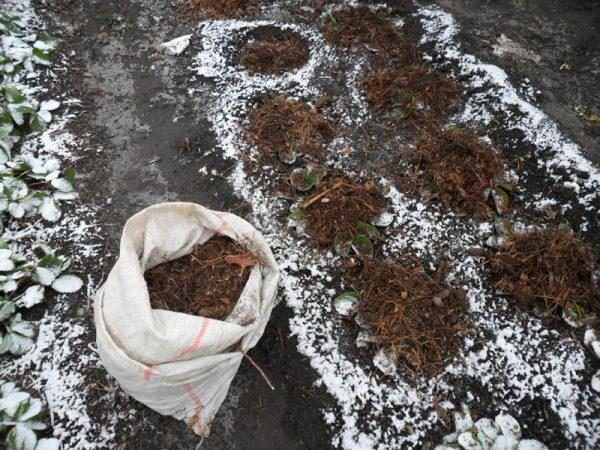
[246,95,336,161]
[363,65,459,122]
[145,236,256,320]
[241,33,310,75]
[320,5,421,66]
[488,228,599,319]
[406,127,507,216]
[321,5,421,65]
[346,258,470,378]
[302,176,386,247]
[181,0,260,19]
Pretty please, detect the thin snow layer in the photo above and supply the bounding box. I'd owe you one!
[191,9,599,450]
[0,1,114,448]
[0,159,113,450]
[418,6,600,212]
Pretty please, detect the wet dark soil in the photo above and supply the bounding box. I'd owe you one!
[42,0,333,448]
[427,0,600,165]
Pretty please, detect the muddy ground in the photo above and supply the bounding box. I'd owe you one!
[34,0,600,448]
[431,0,600,164]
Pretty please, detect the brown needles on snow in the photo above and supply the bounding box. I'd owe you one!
[346,258,470,378]
[488,228,599,319]
[363,65,460,122]
[145,236,256,320]
[246,95,336,160]
[320,5,421,66]
[241,31,310,75]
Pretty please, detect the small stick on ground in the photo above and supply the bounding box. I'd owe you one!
[243,352,275,391]
[302,180,343,209]
[302,176,386,247]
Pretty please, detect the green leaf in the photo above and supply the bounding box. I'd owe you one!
[0,314,35,355]
[64,168,76,185]
[356,221,383,240]
[0,298,16,321]
[0,15,22,34]
[6,423,37,450]
[304,170,319,187]
[31,48,51,65]
[288,208,305,222]
[28,114,46,133]
[36,254,63,270]
[3,86,25,104]
[351,235,374,257]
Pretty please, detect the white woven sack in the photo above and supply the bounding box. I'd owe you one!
[94,202,280,436]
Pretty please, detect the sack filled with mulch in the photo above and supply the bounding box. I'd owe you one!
[94,202,279,436]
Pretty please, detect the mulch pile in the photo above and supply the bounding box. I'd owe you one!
[346,258,470,378]
[182,0,260,19]
[302,176,386,246]
[320,6,421,66]
[406,127,507,216]
[145,236,256,320]
[246,95,336,161]
[241,32,310,75]
[362,65,460,122]
[488,228,599,320]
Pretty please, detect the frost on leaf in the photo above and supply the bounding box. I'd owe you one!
[0,313,35,355]
[15,285,44,308]
[51,274,83,293]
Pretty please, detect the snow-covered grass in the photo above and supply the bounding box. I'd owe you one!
[0,1,114,448]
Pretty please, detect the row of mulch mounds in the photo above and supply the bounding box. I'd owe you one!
[166,2,599,390]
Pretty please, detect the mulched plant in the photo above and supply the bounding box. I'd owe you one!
[346,258,470,378]
[246,95,336,162]
[488,228,599,320]
[241,32,310,75]
[363,65,460,122]
[181,0,260,19]
[145,235,256,320]
[406,127,508,216]
[302,176,386,247]
[320,5,421,66]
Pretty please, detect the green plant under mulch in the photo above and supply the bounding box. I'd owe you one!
[345,258,470,378]
[297,176,387,249]
[405,127,510,217]
[320,5,421,67]
[246,95,336,163]
[363,65,460,123]
[488,228,599,324]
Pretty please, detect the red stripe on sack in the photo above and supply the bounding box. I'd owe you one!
[144,365,155,381]
[142,319,210,382]
[172,318,211,362]
[183,383,204,435]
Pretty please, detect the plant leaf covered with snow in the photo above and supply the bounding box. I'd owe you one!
[0,379,59,450]
[0,241,82,355]
[435,404,547,450]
